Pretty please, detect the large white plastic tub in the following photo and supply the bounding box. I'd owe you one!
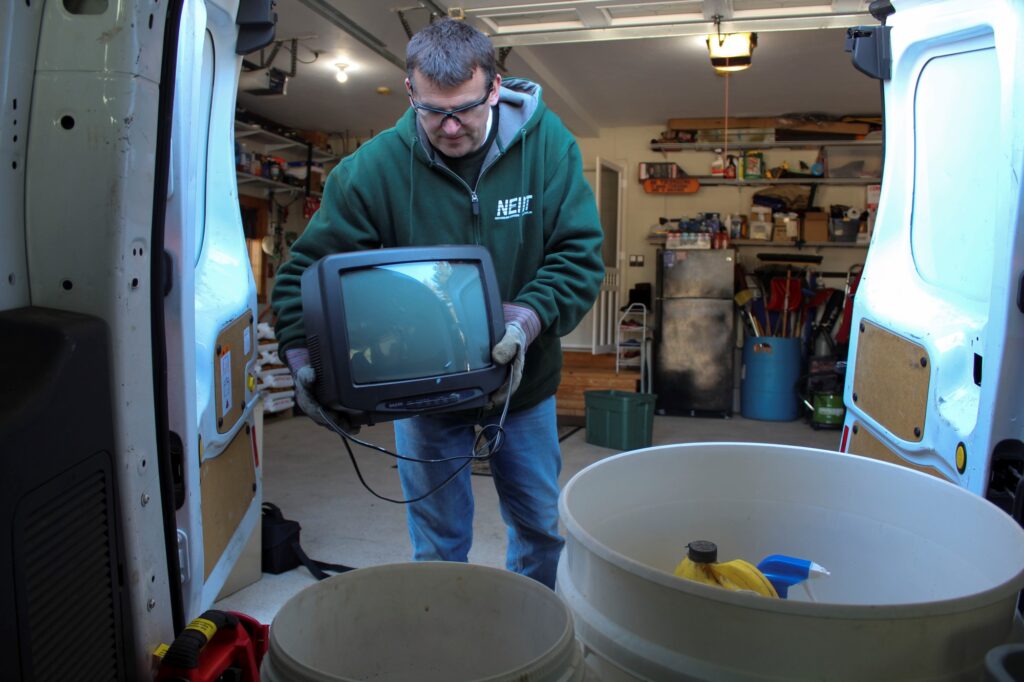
[556,443,1024,681]
[262,562,582,682]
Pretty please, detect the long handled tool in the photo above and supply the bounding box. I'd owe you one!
[734,288,763,337]
[780,270,792,336]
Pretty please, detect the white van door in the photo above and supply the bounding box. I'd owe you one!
[1,0,268,676]
[841,0,1024,516]
[165,0,266,624]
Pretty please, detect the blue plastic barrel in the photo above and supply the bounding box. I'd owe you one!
[741,336,802,421]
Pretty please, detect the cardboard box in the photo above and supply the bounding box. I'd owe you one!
[802,211,829,242]
[749,221,773,240]
[773,213,798,242]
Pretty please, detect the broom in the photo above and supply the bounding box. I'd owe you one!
[734,289,763,337]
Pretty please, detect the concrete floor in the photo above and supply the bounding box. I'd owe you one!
[214,410,841,624]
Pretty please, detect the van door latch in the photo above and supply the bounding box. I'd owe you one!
[1018,271,1024,314]
[845,25,892,81]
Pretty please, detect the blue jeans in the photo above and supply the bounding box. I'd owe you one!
[393,395,563,588]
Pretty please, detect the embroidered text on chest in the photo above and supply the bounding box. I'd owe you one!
[495,194,534,221]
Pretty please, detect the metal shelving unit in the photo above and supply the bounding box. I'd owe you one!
[234,120,338,196]
[693,176,878,187]
[616,303,651,393]
[235,171,305,193]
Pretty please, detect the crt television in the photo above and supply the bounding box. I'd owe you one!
[301,245,507,426]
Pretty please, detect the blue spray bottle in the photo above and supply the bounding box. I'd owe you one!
[757,555,831,599]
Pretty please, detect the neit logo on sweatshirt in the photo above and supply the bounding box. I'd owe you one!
[495,194,533,221]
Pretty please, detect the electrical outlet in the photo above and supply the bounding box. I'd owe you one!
[629,255,645,267]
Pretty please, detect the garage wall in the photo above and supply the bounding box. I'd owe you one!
[576,126,875,297]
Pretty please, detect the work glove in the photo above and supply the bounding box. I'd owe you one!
[490,322,527,408]
[285,347,329,427]
[489,303,541,408]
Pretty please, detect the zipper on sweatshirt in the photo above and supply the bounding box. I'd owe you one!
[428,162,482,245]
[422,141,503,246]
[468,153,502,244]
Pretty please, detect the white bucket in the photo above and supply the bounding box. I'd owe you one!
[556,442,1024,681]
[261,561,583,682]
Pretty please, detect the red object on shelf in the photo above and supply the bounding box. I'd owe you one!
[303,195,321,219]
[155,611,269,682]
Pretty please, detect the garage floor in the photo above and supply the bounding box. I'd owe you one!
[214,411,841,624]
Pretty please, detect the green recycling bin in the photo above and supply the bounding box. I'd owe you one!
[584,390,657,451]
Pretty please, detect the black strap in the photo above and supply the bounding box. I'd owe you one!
[290,539,354,580]
[264,501,354,580]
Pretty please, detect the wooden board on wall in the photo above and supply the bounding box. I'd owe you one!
[201,426,257,579]
[666,117,872,135]
[848,420,952,483]
[556,352,641,419]
[851,320,930,443]
[215,311,256,434]
[642,178,700,194]
[238,194,269,237]
[240,194,270,303]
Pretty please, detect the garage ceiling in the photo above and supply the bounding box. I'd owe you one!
[237,0,884,140]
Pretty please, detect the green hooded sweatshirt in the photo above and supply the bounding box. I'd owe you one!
[271,78,604,414]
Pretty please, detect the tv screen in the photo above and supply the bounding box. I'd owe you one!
[301,246,506,426]
[341,261,492,384]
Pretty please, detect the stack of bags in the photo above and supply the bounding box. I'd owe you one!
[256,322,295,414]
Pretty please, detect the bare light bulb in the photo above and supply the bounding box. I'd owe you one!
[335,63,349,83]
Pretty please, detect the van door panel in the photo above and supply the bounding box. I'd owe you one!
[843,1,1023,501]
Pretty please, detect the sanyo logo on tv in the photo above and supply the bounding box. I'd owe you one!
[495,194,533,221]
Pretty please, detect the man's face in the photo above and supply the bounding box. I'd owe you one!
[406,68,500,158]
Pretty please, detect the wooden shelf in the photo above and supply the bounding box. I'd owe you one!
[731,239,869,248]
[651,140,882,152]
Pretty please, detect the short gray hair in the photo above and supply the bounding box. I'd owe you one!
[406,19,497,89]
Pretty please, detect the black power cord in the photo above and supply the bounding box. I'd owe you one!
[314,368,514,504]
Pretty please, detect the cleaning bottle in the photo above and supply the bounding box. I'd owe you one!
[710,149,725,177]
[674,540,778,598]
[756,554,831,599]
[724,155,738,180]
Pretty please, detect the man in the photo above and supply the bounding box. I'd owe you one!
[270,18,603,589]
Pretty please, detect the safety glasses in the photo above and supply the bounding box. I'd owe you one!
[408,82,493,127]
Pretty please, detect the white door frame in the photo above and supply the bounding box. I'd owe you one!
[591,156,625,354]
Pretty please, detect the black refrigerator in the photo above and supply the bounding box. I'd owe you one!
[654,248,735,417]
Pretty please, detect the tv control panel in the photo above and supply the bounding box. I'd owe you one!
[380,389,484,413]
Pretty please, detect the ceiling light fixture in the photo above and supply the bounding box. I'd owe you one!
[335,62,349,83]
[706,16,756,74]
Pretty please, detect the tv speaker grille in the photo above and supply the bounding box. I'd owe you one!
[308,334,323,377]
